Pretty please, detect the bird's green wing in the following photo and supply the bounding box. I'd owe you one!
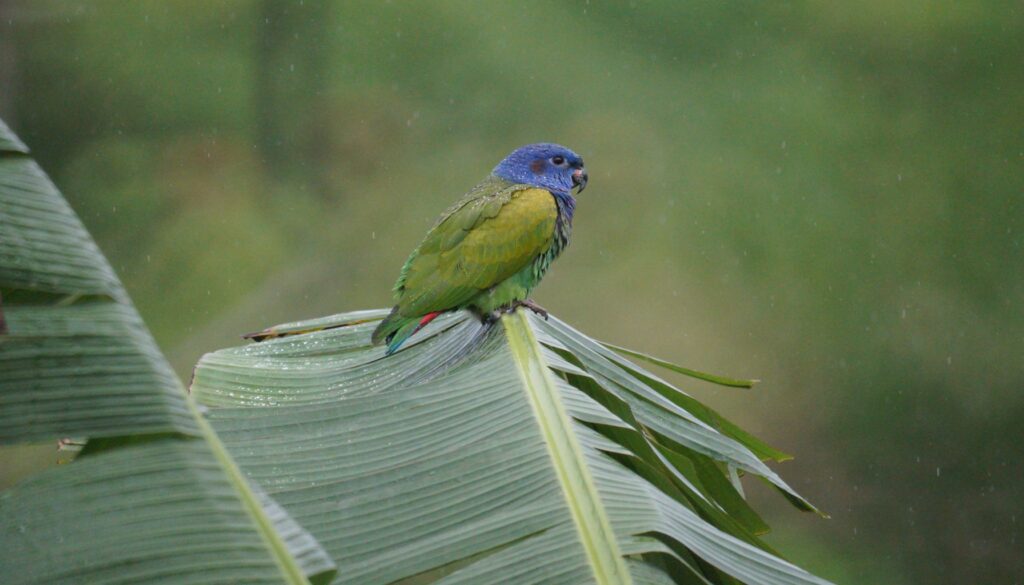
[393,179,557,316]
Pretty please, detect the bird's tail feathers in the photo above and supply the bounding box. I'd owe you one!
[371,308,443,355]
[370,307,401,346]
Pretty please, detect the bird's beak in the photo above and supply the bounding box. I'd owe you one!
[572,168,588,193]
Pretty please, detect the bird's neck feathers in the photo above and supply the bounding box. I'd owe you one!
[553,190,576,223]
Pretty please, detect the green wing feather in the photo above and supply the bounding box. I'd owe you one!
[371,176,557,347]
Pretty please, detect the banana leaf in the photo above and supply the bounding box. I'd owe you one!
[0,117,335,585]
[192,307,832,585]
[1,112,830,584]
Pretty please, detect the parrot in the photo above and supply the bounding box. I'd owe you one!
[371,143,588,355]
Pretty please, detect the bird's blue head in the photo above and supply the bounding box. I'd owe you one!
[492,143,588,196]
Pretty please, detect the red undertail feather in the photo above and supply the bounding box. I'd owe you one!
[374,309,445,355]
[418,311,442,330]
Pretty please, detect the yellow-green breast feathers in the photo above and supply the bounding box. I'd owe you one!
[396,178,556,317]
[370,179,558,352]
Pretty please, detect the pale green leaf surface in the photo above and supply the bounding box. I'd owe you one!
[254,482,339,584]
[578,428,828,585]
[0,118,334,585]
[0,141,198,442]
[503,310,630,584]
[243,309,392,340]
[192,308,832,585]
[0,439,336,585]
[533,316,815,512]
[0,155,121,298]
[0,301,197,442]
[0,118,29,154]
[582,340,791,463]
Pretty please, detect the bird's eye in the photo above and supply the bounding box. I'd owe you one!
[551,155,566,166]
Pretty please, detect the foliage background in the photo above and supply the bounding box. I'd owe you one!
[1,1,1020,583]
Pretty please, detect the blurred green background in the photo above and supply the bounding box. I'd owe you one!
[1,1,1020,583]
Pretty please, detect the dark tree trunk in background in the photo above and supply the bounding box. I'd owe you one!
[255,0,332,200]
[0,0,18,125]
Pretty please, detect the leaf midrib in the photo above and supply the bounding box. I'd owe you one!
[502,310,632,585]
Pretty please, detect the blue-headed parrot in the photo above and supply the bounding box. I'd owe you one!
[371,143,587,354]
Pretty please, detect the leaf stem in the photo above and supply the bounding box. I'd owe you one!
[503,310,632,585]
[186,394,313,585]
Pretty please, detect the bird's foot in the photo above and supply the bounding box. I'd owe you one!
[515,299,549,320]
[481,300,549,322]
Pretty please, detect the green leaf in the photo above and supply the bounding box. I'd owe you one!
[0,438,333,585]
[0,152,121,300]
[192,308,832,584]
[600,343,758,389]
[503,310,631,584]
[0,123,195,441]
[533,316,811,510]
[592,344,796,466]
[0,118,28,154]
[0,301,198,442]
[0,117,334,585]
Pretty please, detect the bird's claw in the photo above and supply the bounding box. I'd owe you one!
[517,299,549,320]
[484,300,549,322]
